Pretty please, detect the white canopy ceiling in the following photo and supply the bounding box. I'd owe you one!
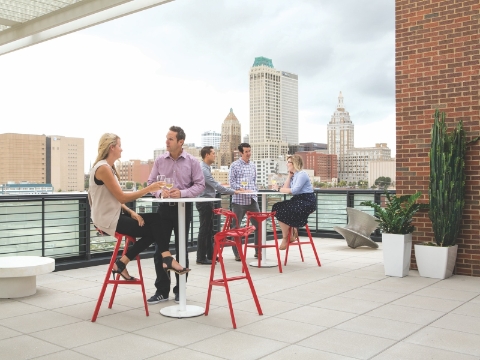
[0,0,172,55]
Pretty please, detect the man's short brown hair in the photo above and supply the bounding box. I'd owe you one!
[201,146,214,159]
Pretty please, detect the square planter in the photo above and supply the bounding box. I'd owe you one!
[414,244,458,279]
[382,233,412,277]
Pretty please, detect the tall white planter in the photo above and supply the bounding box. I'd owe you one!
[414,244,458,279]
[382,233,412,277]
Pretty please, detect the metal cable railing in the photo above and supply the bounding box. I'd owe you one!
[0,189,393,267]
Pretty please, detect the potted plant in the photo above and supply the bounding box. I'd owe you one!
[361,192,428,277]
[415,110,479,279]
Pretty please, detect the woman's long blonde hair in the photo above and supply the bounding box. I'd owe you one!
[93,133,120,180]
[287,155,303,172]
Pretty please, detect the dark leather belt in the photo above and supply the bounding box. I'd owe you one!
[159,202,177,206]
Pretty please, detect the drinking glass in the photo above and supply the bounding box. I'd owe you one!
[240,178,248,188]
[157,175,166,198]
[165,177,174,190]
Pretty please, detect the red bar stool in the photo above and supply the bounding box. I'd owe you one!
[205,226,263,329]
[284,224,321,267]
[213,208,238,232]
[244,211,283,272]
[91,232,149,322]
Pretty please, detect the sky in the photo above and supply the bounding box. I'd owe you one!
[0,0,395,173]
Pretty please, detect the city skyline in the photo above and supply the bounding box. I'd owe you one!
[0,0,395,173]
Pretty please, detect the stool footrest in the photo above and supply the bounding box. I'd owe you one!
[211,276,247,285]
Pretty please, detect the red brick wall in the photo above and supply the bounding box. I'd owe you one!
[396,0,480,276]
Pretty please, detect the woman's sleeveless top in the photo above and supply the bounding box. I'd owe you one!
[88,160,121,235]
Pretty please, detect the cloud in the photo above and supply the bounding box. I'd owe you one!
[0,0,395,172]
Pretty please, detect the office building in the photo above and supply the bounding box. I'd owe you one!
[249,56,297,185]
[201,130,221,149]
[219,108,241,167]
[327,92,354,178]
[115,159,155,184]
[295,151,338,182]
[0,133,84,192]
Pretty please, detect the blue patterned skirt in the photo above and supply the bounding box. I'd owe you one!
[272,192,316,228]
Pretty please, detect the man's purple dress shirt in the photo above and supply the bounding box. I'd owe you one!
[147,150,205,198]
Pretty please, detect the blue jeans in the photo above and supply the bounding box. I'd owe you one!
[231,200,259,257]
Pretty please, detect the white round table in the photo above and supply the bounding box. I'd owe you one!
[0,256,55,298]
[139,197,220,318]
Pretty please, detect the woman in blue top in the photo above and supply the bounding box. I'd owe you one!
[272,155,317,250]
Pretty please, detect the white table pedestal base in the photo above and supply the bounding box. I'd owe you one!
[160,305,205,318]
[249,260,278,268]
[0,276,36,298]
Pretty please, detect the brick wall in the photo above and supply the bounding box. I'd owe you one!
[396,0,480,275]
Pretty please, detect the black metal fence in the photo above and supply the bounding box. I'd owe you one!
[0,189,392,269]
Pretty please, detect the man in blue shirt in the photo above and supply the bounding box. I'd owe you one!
[229,143,259,260]
[196,146,244,264]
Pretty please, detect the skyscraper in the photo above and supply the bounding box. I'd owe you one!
[219,108,241,167]
[327,92,354,179]
[201,130,221,148]
[249,57,297,185]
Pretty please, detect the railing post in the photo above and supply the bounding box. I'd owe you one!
[42,198,45,257]
[84,197,91,260]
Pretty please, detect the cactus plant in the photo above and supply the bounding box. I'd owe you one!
[429,110,479,247]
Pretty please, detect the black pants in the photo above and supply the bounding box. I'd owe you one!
[154,202,192,297]
[115,213,167,260]
[196,201,214,261]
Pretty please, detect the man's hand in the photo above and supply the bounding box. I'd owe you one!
[169,188,181,198]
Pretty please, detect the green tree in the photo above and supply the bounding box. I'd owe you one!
[143,182,147,188]
[338,180,347,187]
[136,182,142,190]
[125,182,134,190]
[374,176,391,189]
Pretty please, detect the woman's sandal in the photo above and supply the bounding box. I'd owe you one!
[163,256,190,275]
[112,259,137,281]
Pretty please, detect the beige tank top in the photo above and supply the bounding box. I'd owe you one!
[88,160,121,236]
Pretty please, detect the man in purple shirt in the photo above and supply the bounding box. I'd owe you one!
[146,126,205,304]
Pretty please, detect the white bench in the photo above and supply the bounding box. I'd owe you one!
[0,256,55,298]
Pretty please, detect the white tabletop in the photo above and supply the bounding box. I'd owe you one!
[138,197,220,203]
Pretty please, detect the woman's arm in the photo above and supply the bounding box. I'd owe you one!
[96,165,163,204]
[277,172,294,194]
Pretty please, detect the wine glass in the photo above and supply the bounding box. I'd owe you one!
[240,178,248,189]
[157,175,166,198]
[165,178,174,190]
[271,175,278,190]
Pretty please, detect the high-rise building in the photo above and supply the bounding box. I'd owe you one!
[48,135,84,192]
[201,130,221,148]
[243,134,249,144]
[249,56,297,185]
[327,92,354,180]
[0,133,46,184]
[0,133,84,191]
[219,108,241,167]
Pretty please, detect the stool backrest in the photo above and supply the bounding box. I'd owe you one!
[213,208,239,231]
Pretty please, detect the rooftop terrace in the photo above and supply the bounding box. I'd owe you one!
[1,237,480,359]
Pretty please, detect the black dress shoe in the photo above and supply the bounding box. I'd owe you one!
[196,259,212,265]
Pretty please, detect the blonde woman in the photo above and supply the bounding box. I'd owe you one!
[89,133,189,281]
[272,155,317,250]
